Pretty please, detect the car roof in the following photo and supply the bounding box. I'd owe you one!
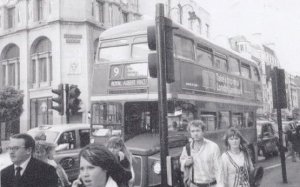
[28,123,91,133]
[257,120,275,125]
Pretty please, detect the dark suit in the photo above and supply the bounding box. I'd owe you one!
[1,157,58,187]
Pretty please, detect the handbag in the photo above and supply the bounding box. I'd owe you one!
[244,152,264,187]
[183,143,198,187]
[249,166,264,187]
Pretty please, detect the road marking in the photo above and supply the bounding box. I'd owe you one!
[264,163,281,170]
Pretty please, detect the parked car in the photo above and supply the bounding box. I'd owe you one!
[257,120,279,158]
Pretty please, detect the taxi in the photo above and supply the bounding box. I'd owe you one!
[26,123,96,181]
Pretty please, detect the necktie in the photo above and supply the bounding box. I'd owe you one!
[14,166,22,187]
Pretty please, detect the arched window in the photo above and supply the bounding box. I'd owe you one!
[30,37,52,88]
[0,44,20,88]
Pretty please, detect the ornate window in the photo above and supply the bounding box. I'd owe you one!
[30,37,52,88]
[30,97,53,128]
[0,44,20,88]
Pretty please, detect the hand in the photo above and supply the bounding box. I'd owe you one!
[185,156,193,167]
[118,151,125,161]
[72,178,83,187]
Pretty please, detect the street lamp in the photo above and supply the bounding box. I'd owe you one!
[169,3,201,33]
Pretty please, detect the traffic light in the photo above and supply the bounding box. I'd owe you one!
[271,67,287,109]
[52,84,64,115]
[67,84,81,115]
[147,17,175,83]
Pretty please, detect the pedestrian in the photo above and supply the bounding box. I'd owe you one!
[180,120,223,187]
[106,136,134,187]
[291,125,300,160]
[1,133,58,187]
[286,126,297,162]
[34,141,71,187]
[222,127,254,187]
[71,144,129,187]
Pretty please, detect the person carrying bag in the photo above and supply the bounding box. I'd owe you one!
[180,120,223,187]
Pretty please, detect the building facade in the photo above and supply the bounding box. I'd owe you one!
[0,0,140,138]
[139,0,211,38]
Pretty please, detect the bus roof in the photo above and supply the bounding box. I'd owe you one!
[99,19,258,67]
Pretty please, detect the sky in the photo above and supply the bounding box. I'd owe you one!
[196,0,300,76]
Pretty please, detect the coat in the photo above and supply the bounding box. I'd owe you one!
[1,157,58,187]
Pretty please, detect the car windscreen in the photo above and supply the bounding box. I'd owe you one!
[27,130,59,143]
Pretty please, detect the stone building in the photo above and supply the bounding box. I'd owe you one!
[139,0,211,38]
[0,0,140,138]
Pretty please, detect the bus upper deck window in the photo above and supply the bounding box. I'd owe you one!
[252,67,260,81]
[132,43,150,59]
[174,35,194,60]
[228,57,240,76]
[241,63,251,79]
[99,45,130,62]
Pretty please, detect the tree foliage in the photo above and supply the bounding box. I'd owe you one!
[0,87,24,122]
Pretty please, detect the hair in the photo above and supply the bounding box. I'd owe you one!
[34,141,56,161]
[187,120,206,132]
[79,144,124,184]
[224,127,249,154]
[11,133,35,153]
[106,136,132,164]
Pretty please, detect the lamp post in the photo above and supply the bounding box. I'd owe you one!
[169,3,201,32]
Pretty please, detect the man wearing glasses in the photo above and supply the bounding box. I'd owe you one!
[1,133,58,187]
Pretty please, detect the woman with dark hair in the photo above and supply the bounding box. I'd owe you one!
[222,127,254,187]
[106,136,134,187]
[71,144,128,187]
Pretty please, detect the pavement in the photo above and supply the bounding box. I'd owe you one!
[260,156,300,187]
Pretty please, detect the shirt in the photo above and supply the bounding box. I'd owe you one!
[222,151,254,187]
[105,176,118,187]
[14,156,31,176]
[180,138,224,187]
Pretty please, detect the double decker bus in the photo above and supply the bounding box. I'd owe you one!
[90,19,262,187]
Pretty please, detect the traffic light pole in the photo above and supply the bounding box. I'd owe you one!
[156,3,169,187]
[273,68,288,183]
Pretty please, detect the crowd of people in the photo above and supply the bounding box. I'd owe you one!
[0,120,265,187]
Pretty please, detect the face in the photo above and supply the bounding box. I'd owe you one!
[227,135,241,150]
[189,126,204,141]
[8,138,32,165]
[80,157,107,187]
[34,146,47,161]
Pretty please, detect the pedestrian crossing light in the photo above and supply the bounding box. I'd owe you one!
[52,84,64,115]
[67,85,81,115]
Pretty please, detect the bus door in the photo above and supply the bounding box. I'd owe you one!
[124,102,158,140]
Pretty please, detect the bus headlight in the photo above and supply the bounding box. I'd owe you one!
[152,161,161,174]
[90,138,95,144]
